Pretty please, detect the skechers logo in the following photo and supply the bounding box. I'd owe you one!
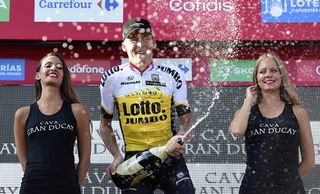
[97,0,119,12]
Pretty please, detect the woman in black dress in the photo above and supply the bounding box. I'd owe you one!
[13,52,91,194]
[229,51,315,194]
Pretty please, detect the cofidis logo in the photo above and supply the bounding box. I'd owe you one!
[169,0,234,12]
[0,0,10,22]
[261,0,320,22]
[35,0,123,22]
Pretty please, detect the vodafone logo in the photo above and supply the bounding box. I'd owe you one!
[68,64,105,74]
[169,0,234,12]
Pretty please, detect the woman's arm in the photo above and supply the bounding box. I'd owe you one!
[229,86,257,137]
[13,106,29,171]
[72,103,91,186]
[293,105,315,177]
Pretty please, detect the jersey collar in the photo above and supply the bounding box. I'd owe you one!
[129,62,153,73]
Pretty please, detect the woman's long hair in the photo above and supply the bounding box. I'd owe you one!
[252,51,301,105]
[35,52,79,103]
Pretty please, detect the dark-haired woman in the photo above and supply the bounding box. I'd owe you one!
[14,52,91,194]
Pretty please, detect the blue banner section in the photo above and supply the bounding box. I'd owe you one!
[261,0,320,22]
[0,59,25,80]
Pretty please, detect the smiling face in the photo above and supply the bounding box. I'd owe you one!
[122,30,156,70]
[256,56,282,92]
[37,55,64,87]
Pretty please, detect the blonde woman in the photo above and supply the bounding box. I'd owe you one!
[229,52,315,194]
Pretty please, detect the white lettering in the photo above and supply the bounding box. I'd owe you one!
[290,0,320,7]
[205,172,244,184]
[0,187,19,194]
[69,64,105,74]
[0,64,22,72]
[170,0,234,12]
[227,144,246,154]
[201,129,230,141]
[309,188,320,194]
[0,143,17,155]
[186,143,222,155]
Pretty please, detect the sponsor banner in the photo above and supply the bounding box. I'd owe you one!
[296,60,320,82]
[0,59,112,85]
[0,0,9,22]
[2,57,320,86]
[0,163,22,192]
[208,58,320,86]
[3,163,320,193]
[68,61,111,85]
[34,0,123,23]
[83,121,320,164]
[1,0,320,40]
[121,58,193,81]
[210,59,255,82]
[147,0,240,41]
[0,59,25,81]
[311,121,320,165]
[189,163,245,193]
[75,120,124,164]
[261,0,320,23]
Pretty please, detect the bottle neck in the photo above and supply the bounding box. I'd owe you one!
[149,146,168,163]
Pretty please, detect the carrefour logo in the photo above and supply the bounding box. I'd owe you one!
[97,0,119,12]
[35,0,123,22]
[262,0,320,22]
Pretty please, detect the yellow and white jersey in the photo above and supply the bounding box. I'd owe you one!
[100,63,190,152]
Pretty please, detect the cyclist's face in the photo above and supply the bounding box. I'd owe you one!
[122,31,156,69]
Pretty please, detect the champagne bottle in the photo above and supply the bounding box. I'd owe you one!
[111,145,169,190]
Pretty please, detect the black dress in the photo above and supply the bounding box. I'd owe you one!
[239,104,305,194]
[20,101,80,194]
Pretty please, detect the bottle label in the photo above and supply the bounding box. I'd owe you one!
[116,156,144,175]
[149,146,168,163]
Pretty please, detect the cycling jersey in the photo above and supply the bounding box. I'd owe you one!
[100,63,190,152]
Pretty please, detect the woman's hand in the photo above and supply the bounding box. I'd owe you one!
[245,85,258,106]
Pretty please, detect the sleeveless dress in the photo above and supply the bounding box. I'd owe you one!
[20,101,80,194]
[239,103,305,194]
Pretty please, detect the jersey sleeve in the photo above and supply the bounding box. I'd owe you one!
[172,66,191,116]
[100,71,115,120]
